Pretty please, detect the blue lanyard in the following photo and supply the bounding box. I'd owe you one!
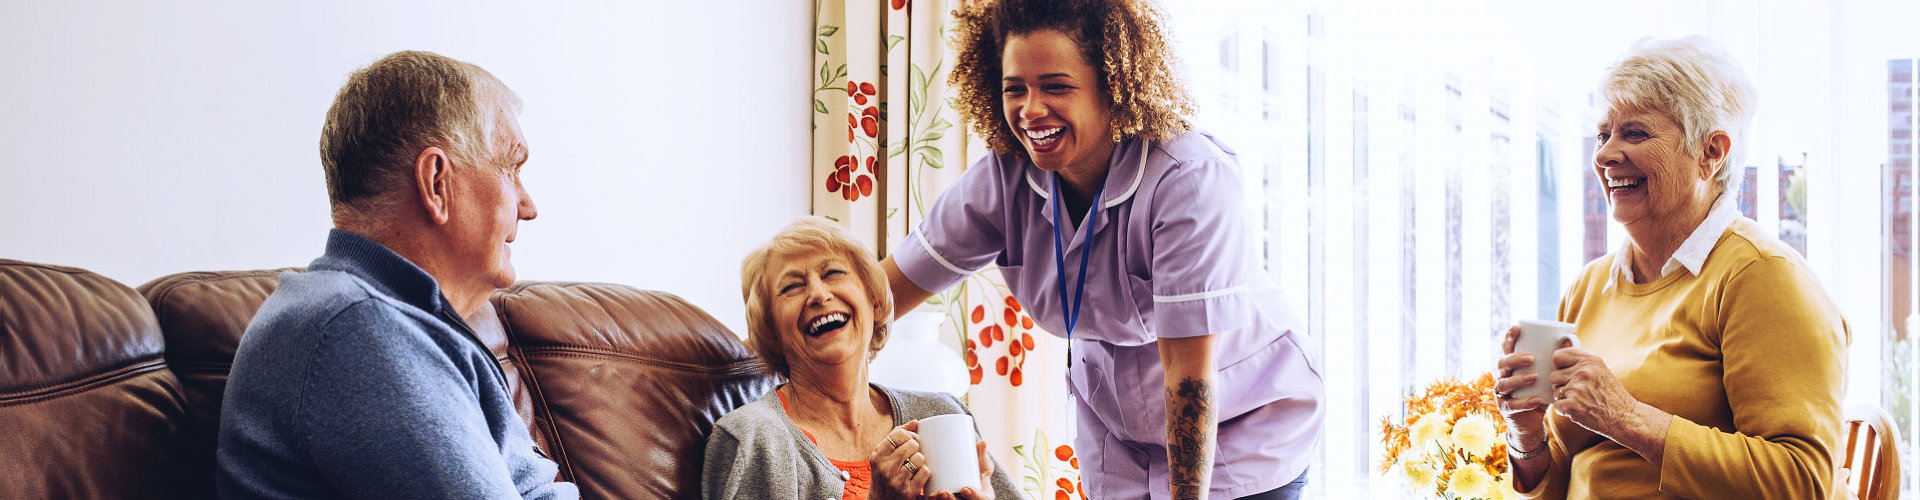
[1051,172,1103,368]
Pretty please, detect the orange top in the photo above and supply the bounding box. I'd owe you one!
[778,390,873,500]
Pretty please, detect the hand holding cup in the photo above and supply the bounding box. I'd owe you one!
[917,414,983,495]
[1496,320,1579,441]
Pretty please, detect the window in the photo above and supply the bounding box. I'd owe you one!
[1888,57,1917,491]
[1169,0,1919,495]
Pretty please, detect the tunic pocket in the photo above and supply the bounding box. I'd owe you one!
[1065,341,1106,399]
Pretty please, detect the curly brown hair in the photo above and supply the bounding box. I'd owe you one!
[949,0,1194,157]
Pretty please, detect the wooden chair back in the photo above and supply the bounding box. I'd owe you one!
[1841,403,1901,500]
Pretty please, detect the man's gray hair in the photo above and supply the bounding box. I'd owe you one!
[319,50,522,223]
[1598,36,1757,195]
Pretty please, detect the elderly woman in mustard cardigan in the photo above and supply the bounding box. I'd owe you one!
[1493,36,1849,499]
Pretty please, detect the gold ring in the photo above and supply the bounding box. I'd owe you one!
[886,435,900,448]
[903,460,919,474]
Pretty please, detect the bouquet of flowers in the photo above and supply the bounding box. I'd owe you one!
[1378,372,1514,499]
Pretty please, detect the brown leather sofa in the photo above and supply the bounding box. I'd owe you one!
[0,259,777,499]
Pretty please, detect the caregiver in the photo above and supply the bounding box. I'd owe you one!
[880,0,1324,498]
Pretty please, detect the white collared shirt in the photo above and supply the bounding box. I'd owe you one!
[1604,193,1743,292]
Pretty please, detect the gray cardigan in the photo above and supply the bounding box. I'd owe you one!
[702,384,1025,500]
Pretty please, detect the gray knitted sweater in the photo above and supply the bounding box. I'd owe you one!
[702,384,1025,500]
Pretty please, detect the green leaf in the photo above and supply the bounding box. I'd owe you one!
[909,65,929,117]
[824,215,840,222]
[818,61,831,86]
[914,145,942,160]
[813,99,828,114]
[817,25,840,37]
[887,35,906,51]
[918,149,945,169]
[926,294,946,306]
[815,38,828,54]
[930,117,953,133]
[917,129,945,143]
[886,208,900,219]
[834,64,848,79]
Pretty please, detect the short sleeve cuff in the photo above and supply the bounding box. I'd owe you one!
[1150,288,1254,338]
[894,232,976,296]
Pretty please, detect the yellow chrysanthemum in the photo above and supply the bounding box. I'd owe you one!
[1403,459,1439,493]
[1379,373,1517,498]
[1410,412,1451,447]
[1446,464,1497,499]
[1450,413,1500,457]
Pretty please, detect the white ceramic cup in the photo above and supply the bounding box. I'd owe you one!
[917,413,982,493]
[1511,319,1580,402]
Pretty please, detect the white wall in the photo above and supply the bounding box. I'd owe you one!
[0,1,812,335]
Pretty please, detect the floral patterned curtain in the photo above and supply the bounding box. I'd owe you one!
[810,1,1082,498]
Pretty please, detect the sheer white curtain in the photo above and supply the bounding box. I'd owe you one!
[1170,0,1920,497]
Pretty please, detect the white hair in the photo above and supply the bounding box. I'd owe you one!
[1598,35,1757,195]
[321,51,523,227]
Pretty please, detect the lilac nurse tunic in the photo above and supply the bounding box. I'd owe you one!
[893,130,1325,499]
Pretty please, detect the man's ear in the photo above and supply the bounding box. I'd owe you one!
[415,147,454,225]
[1700,131,1732,181]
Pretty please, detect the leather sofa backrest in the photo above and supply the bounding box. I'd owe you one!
[136,268,540,481]
[136,269,293,462]
[137,271,776,498]
[491,281,777,500]
[0,259,202,499]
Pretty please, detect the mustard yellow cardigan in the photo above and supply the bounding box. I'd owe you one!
[1522,218,1849,499]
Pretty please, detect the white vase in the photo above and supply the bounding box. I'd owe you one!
[869,310,969,398]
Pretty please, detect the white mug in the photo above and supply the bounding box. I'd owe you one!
[1511,319,1580,402]
[917,413,982,493]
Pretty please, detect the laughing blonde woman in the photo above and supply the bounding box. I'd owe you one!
[704,216,1022,500]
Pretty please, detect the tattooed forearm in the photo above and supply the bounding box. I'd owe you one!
[1167,376,1216,500]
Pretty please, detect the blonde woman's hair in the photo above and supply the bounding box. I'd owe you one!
[739,216,893,378]
[1598,36,1757,195]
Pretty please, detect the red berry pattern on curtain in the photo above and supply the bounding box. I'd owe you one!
[811,1,1080,498]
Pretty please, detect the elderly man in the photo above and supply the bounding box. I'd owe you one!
[217,51,576,499]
